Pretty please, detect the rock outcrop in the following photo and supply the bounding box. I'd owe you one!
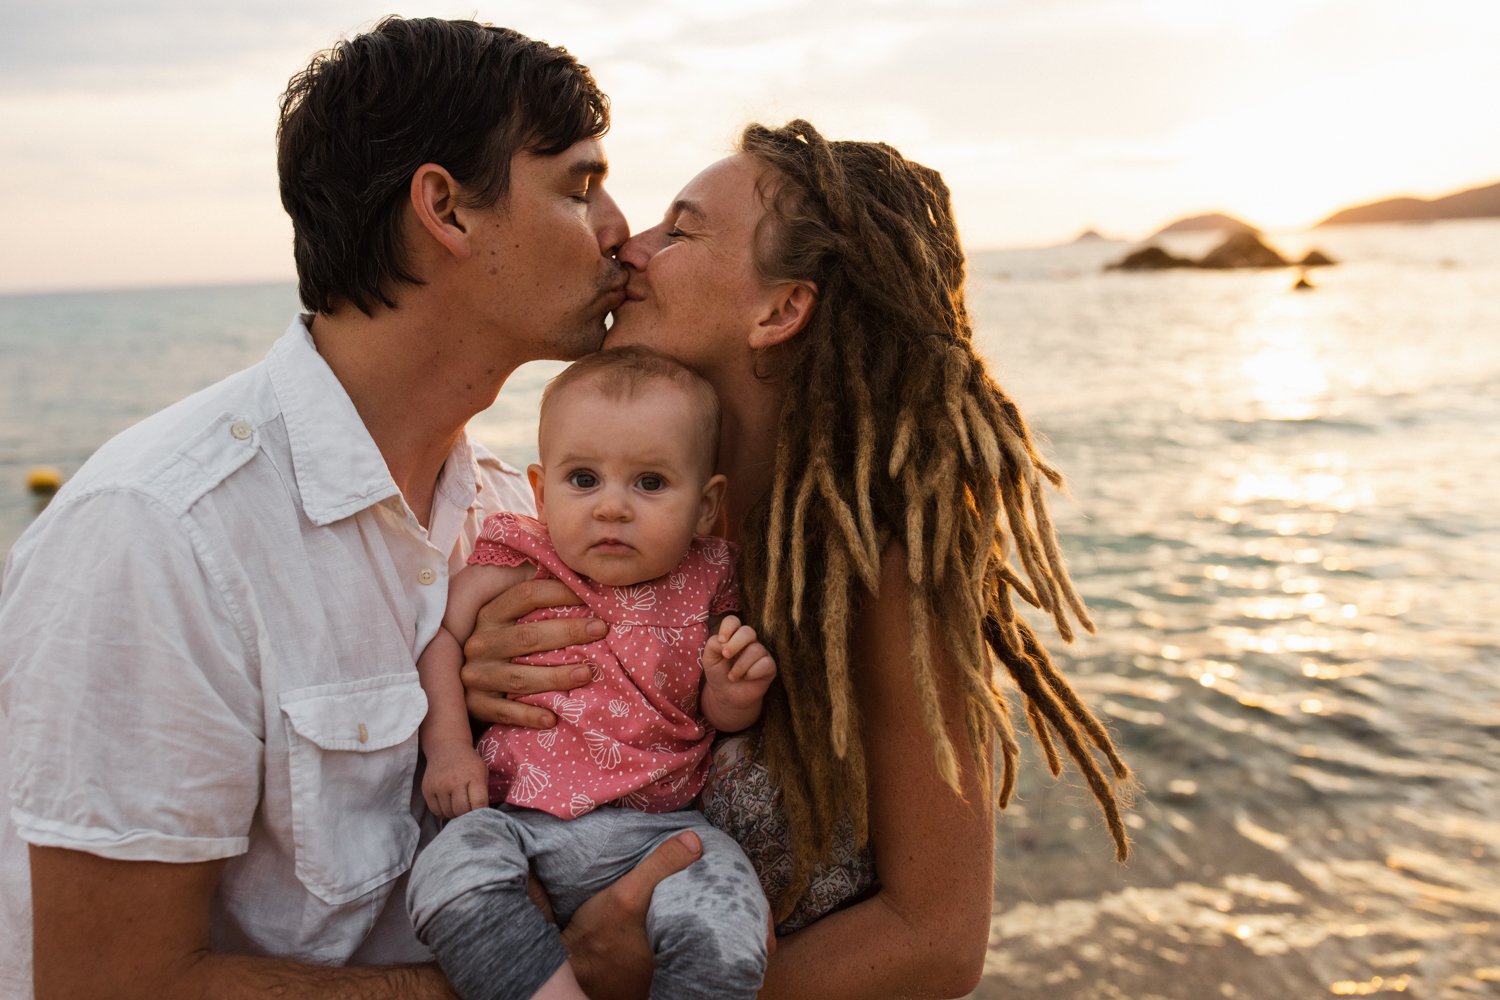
[1198,232,1288,269]
[1105,245,1198,271]
[1106,233,1337,273]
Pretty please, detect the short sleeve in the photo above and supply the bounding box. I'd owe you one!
[0,488,263,863]
[468,511,537,569]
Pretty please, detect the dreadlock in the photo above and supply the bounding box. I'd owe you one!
[735,120,1133,922]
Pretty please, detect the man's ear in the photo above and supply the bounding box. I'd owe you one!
[695,473,728,536]
[749,281,817,350]
[527,464,547,523]
[410,163,471,260]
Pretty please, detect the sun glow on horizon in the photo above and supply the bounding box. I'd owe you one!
[3,0,1500,289]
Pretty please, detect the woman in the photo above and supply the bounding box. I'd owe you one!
[463,121,1131,999]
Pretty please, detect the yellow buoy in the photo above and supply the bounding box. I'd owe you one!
[26,466,64,495]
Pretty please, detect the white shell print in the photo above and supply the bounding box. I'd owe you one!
[608,698,631,718]
[587,660,605,682]
[552,696,586,724]
[616,585,658,612]
[568,792,596,817]
[653,669,668,691]
[511,762,551,802]
[649,626,683,647]
[648,766,669,783]
[702,541,731,566]
[619,789,652,810]
[584,731,623,770]
[478,740,500,767]
[536,727,557,750]
[668,571,687,591]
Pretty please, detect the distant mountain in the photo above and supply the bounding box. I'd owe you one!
[1315,179,1500,227]
[1149,213,1260,239]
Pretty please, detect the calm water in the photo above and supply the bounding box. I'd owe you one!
[3,221,1498,998]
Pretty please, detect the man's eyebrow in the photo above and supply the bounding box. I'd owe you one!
[567,158,609,180]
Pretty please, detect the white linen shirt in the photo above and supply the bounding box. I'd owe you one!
[0,316,533,991]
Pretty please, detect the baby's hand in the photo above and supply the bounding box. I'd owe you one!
[703,615,777,707]
[421,742,490,819]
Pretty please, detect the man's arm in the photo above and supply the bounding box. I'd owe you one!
[31,847,456,1000]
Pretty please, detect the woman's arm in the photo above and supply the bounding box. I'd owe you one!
[758,545,995,1000]
[460,577,607,729]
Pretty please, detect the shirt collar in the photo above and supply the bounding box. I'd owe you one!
[266,315,483,528]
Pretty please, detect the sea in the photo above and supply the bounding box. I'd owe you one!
[2,220,1498,999]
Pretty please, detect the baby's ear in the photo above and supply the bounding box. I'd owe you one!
[527,464,547,522]
[696,474,728,535]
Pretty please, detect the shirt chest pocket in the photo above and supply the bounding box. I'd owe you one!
[280,675,428,905]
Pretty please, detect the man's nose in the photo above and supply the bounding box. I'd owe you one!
[594,186,629,258]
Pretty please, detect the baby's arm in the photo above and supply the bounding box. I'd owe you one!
[417,562,535,818]
[699,614,777,733]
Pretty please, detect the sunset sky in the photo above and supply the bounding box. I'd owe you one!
[3,0,1497,293]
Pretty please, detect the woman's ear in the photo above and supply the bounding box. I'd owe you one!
[410,163,471,260]
[527,464,548,523]
[749,281,817,350]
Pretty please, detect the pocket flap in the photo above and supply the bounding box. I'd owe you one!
[280,674,428,752]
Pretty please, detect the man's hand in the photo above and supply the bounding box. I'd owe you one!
[561,832,703,1000]
[460,578,608,727]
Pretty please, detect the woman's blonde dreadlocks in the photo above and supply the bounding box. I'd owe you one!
[734,120,1133,922]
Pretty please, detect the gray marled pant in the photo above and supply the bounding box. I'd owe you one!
[407,805,769,1000]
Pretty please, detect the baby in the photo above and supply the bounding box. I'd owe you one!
[407,347,775,1000]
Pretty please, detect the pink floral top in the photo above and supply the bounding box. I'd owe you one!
[471,512,738,818]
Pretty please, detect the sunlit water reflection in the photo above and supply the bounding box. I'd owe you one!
[969,221,1500,999]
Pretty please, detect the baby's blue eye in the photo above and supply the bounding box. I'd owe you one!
[568,470,599,489]
[637,474,666,492]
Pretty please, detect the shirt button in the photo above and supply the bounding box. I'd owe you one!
[357,723,369,744]
[229,420,252,441]
[417,568,437,586]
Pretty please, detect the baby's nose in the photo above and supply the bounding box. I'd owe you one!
[594,494,632,521]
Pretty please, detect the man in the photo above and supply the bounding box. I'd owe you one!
[0,17,692,998]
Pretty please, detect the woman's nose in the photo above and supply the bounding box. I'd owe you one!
[617,226,666,271]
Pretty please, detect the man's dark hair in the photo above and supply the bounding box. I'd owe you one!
[277,16,610,315]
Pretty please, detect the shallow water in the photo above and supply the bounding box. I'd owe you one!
[2,221,1498,998]
[970,221,1500,999]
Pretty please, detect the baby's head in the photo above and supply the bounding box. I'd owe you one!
[529,347,726,586]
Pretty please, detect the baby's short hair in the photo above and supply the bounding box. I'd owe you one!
[540,347,722,473]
